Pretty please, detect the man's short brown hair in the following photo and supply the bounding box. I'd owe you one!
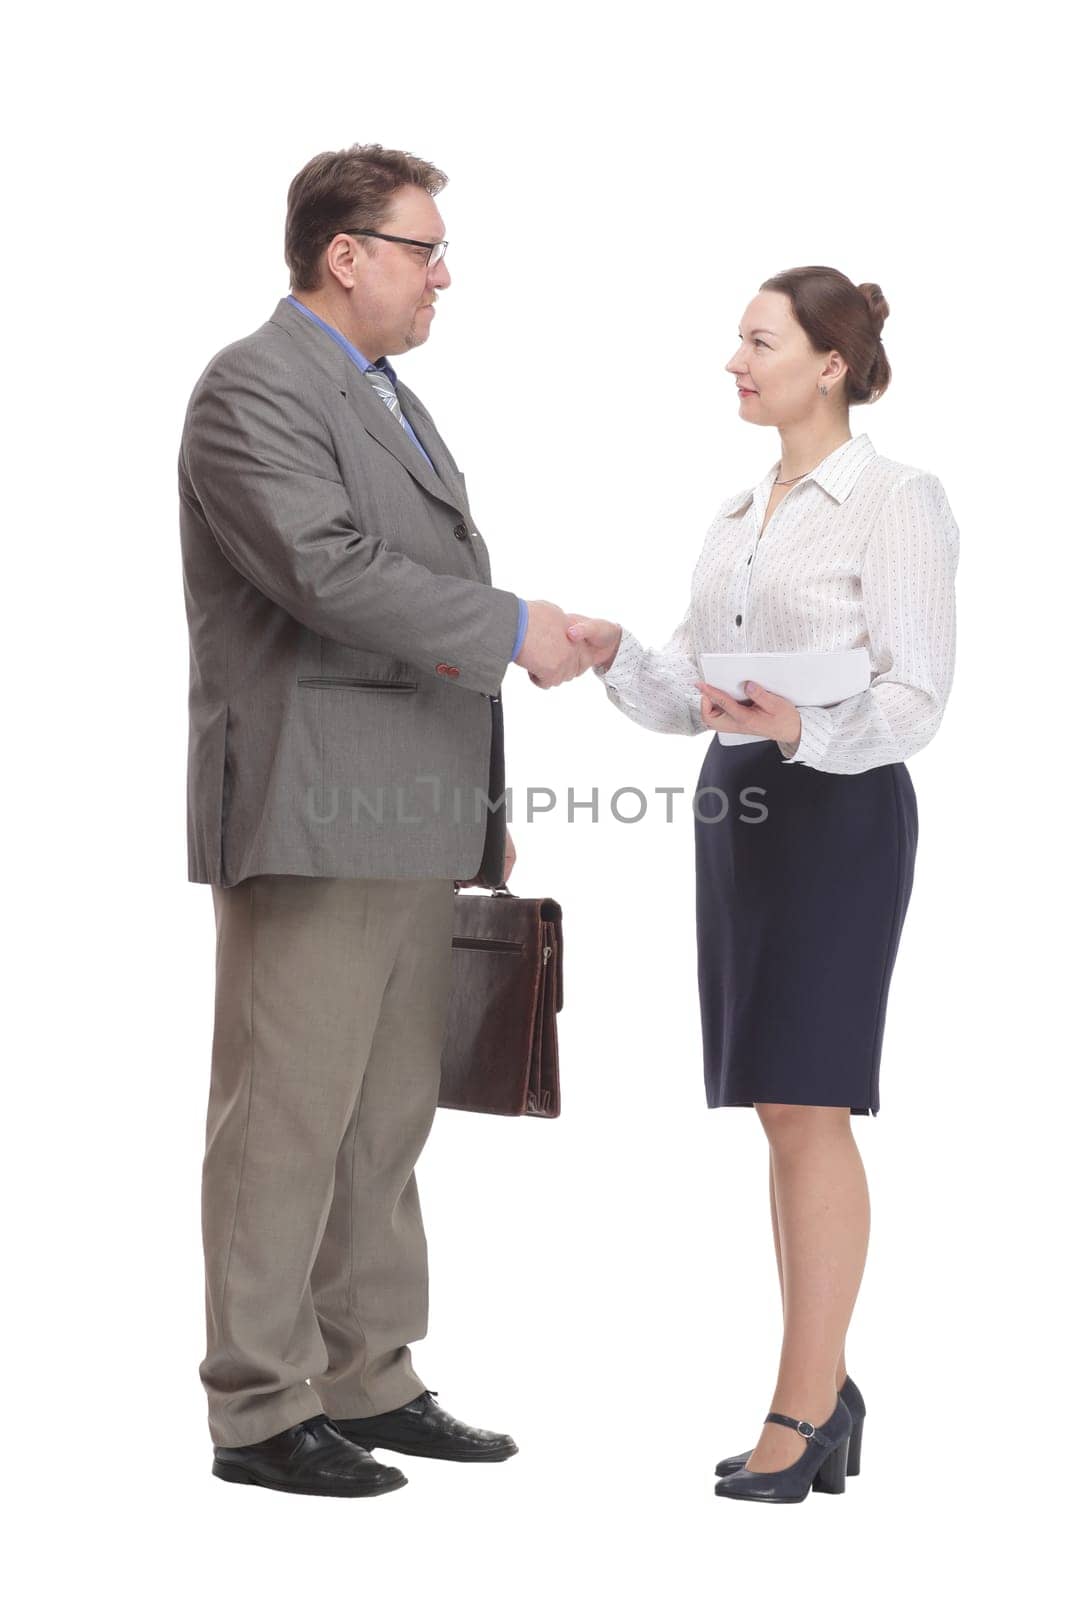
[284,143,448,293]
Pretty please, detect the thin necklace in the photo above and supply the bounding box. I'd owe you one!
[775,438,850,487]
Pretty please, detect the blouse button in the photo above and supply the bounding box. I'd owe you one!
[746,555,752,565]
[735,613,742,626]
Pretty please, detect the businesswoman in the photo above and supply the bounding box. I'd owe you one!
[567,266,959,1504]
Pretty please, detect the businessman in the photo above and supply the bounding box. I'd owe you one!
[179,143,583,1497]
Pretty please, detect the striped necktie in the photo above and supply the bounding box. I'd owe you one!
[364,361,407,425]
[362,360,437,474]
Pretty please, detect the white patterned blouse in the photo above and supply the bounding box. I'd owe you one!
[595,432,959,774]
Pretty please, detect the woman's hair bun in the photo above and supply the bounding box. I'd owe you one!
[759,265,892,404]
[857,282,889,336]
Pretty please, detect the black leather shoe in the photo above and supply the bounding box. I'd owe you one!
[714,1397,852,1503]
[715,1374,865,1481]
[332,1390,518,1462]
[212,1413,408,1497]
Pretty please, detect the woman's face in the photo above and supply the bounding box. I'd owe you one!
[725,290,845,425]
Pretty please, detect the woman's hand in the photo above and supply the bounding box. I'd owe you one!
[565,616,623,672]
[694,678,802,744]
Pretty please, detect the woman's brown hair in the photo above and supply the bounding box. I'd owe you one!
[284,143,448,293]
[760,266,892,405]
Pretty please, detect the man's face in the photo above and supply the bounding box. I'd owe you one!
[352,184,451,356]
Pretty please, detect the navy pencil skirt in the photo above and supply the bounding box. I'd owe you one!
[694,734,918,1116]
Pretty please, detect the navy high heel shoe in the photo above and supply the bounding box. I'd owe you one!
[713,1397,852,1503]
[715,1374,865,1480]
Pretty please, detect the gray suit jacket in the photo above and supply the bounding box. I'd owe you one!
[178,297,522,888]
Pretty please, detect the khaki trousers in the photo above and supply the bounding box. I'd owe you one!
[200,874,455,1447]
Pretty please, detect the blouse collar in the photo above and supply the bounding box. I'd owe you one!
[722,432,877,516]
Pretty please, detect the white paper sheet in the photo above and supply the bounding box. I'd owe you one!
[697,648,872,745]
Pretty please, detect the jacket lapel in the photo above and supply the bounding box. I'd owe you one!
[341,367,465,512]
[395,382,469,512]
[267,299,464,514]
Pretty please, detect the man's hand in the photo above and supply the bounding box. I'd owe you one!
[454,827,516,891]
[565,616,623,673]
[501,827,516,884]
[515,601,584,688]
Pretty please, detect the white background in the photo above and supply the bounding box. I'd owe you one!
[6,1,1062,1594]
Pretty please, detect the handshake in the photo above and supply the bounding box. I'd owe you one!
[514,600,623,689]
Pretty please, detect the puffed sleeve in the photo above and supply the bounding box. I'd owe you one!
[778,471,959,773]
[593,597,707,737]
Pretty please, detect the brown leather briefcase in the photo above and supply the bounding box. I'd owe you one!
[439,885,563,1117]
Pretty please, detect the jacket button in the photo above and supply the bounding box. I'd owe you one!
[746,554,752,565]
[453,522,469,541]
[735,613,742,626]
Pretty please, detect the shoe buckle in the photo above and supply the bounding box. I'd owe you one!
[797,1420,815,1437]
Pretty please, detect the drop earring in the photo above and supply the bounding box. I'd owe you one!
[818,384,829,396]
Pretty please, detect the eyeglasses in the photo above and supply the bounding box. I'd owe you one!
[340,228,448,269]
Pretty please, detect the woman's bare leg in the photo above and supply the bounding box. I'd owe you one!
[745,1104,868,1472]
[769,1152,848,1392]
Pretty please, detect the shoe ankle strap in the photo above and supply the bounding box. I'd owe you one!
[764,1410,835,1449]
